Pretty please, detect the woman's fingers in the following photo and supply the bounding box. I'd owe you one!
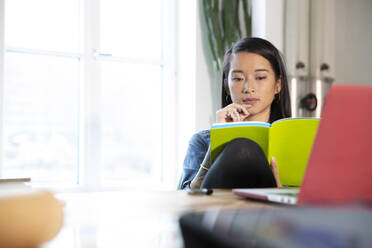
[237,105,249,120]
[238,105,250,116]
[270,157,282,187]
[216,103,250,123]
[216,109,227,122]
[230,108,241,122]
[230,104,250,121]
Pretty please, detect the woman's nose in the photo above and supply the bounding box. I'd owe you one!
[242,81,254,93]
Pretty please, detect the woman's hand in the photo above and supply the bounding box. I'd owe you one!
[216,103,250,123]
[270,157,282,187]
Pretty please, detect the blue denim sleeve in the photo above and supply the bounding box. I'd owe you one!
[180,130,210,189]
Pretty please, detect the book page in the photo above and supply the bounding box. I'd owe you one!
[211,122,270,163]
[268,118,320,186]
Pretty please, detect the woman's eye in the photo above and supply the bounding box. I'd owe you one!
[256,76,267,80]
[232,77,244,82]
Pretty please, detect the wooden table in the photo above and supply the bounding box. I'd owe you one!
[43,189,281,248]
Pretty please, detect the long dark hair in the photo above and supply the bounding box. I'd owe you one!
[221,37,291,123]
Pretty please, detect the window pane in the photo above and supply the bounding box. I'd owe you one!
[101,61,162,186]
[100,0,163,60]
[2,52,80,184]
[5,0,80,52]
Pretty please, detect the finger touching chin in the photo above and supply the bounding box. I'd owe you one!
[243,104,253,110]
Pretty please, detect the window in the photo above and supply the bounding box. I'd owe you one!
[1,0,184,189]
[99,0,165,186]
[3,0,80,184]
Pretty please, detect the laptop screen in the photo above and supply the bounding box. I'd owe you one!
[298,85,372,205]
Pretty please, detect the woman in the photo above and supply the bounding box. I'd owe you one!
[180,37,291,189]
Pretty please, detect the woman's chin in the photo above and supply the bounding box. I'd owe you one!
[243,104,253,110]
[243,115,256,122]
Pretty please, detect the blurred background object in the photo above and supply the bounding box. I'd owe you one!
[285,0,335,118]
[0,188,64,248]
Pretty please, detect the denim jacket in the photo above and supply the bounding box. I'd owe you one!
[180,130,210,189]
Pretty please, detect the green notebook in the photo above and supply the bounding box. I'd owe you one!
[210,118,320,186]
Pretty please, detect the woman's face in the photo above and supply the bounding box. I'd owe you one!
[228,52,281,122]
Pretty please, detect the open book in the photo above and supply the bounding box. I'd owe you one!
[210,118,320,186]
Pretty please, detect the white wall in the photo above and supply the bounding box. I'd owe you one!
[176,0,197,178]
[195,1,220,131]
[333,0,372,86]
[252,0,284,52]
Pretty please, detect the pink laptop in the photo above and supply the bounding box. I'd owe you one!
[233,85,372,205]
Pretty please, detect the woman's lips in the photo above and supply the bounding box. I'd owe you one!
[243,98,259,105]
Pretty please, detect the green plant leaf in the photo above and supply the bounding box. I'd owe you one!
[242,0,252,37]
[201,0,252,73]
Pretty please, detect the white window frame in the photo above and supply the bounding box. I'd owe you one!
[0,0,196,190]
